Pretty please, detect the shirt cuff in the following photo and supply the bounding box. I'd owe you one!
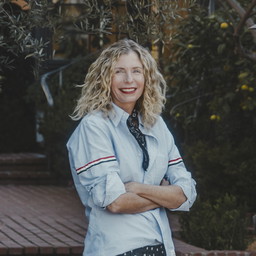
[170,198,190,212]
[170,180,197,212]
[92,171,126,208]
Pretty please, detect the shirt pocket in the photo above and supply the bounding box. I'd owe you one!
[118,145,142,183]
[151,153,169,185]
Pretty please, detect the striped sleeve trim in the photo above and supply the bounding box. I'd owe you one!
[76,156,117,175]
[168,157,183,167]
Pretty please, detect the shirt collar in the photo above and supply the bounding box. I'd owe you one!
[110,103,130,127]
[110,103,146,130]
[110,103,156,138]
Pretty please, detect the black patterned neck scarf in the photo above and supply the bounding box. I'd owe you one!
[127,109,149,171]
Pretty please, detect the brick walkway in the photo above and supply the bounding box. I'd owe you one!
[0,185,86,255]
[0,184,207,256]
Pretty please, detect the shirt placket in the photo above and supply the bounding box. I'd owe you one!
[141,129,159,184]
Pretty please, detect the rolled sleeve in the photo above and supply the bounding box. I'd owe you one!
[92,172,126,208]
[171,178,197,211]
[67,114,125,209]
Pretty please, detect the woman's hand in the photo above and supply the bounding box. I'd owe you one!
[124,179,186,209]
[125,178,170,194]
[124,178,170,194]
[125,181,140,194]
[160,178,170,186]
[108,178,186,213]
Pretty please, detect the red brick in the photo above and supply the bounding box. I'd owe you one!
[192,253,205,256]
[0,243,8,256]
[39,246,54,255]
[207,252,216,256]
[214,251,226,256]
[0,229,24,254]
[55,246,70,254]
[24,246,38,255]
[8,247,24,255]
[227,251,238,256]
[1,217,39,251]
[71,246,84,254]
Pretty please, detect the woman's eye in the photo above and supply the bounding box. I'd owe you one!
[115,69,124,74]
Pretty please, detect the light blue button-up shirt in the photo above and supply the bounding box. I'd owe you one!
[67,104,197,256]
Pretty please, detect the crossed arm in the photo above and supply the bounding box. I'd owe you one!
[107,179,187,214]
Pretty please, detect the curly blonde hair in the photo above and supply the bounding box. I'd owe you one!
[71,39,166,128]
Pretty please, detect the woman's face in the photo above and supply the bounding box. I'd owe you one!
[111,51,145,114]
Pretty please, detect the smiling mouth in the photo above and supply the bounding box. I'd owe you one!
[120,88,136,93]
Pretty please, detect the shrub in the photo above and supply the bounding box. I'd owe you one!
[182,139,256,211]
[166,3,256,211]
[179,194,248,250]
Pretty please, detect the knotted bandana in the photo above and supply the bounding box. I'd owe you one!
[126,109,149,171]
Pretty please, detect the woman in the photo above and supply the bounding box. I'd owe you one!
[67,39,197,256]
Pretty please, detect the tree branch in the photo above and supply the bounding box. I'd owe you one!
[234,0,256,36]
[224,0,256,62]
[225,0,256,40]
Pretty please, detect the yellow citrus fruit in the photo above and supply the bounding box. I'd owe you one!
[210,115,220,121]
[220,22,229,29]
[241,84,249,90]
[238,72,249,79]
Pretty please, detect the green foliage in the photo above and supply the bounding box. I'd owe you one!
[183,139,256,209]
[0,0,52,73]
[52,0,196,56]
[166,5,256,211]
[113,0,196,46]
[180,194,248,250]
[0,0,196,76]
[168,6,256,134]
[166,4,256,249]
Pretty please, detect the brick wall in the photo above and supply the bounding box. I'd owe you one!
[173,238,256,256]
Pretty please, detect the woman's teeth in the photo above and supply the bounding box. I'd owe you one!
[121,88,136,93]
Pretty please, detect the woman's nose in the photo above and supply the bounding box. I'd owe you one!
[124,71,133,83]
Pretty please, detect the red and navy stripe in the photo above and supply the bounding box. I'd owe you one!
[168,157,183,167]
[76,156,116,175]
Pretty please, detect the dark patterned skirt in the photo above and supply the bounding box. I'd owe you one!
[116,243,166,256]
